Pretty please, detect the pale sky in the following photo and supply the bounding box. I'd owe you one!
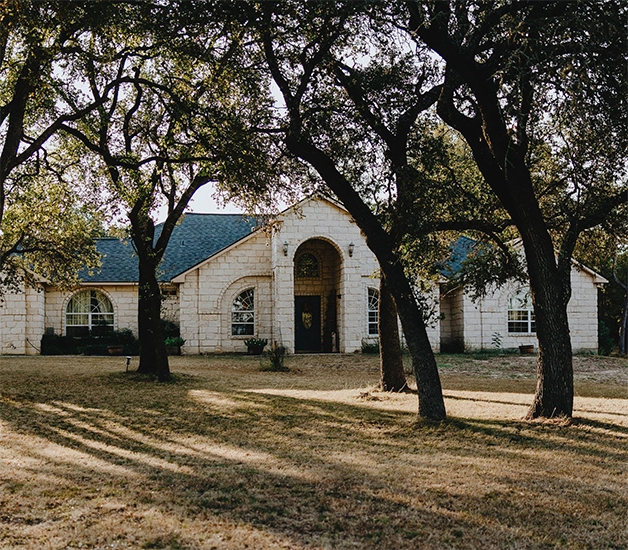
[154,183,242,223]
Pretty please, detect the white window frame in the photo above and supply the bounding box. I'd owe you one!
[231,288,255,336]
[66,289,114,336]
[367,288,379,336]
[507,288,536,334]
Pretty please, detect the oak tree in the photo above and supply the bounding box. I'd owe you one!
[60,3,275,380]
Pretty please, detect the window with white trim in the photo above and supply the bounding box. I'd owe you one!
[508,288,536,333]
[66,289,114,337]
[231,288,255,335]
[367,288,379,336]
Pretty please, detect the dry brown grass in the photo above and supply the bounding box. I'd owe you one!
[0,353,626,550]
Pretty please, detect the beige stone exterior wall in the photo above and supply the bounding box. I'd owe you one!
[0,291,25,354]
[271,198,379,353]
[440,288,465,351]
[446,265,602,352]
[177,229,273,354]
[0,283,44,355]
[160,285,180,326]
[567,267,601,351]
[44,284,139,337]
[25,285,45,355]
[176,197,391,354]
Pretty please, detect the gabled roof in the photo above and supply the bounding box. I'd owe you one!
[170,194,350,283]
[79,213,258,283]
[440,235,608,285]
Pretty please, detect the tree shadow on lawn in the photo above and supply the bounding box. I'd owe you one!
[1,372,627,549]
[444,391,628,420]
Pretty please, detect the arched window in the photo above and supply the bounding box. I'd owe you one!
[367,288,379,336]
[231,288,255,335]
[296,252,320,278]
[508,288,536,333]
[66,289,114,337]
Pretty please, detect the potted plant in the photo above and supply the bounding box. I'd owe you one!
[244,337,268,355]
[107,344,124,356]
[165,336,186,356]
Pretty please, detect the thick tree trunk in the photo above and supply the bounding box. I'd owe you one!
[386,262,446,419]
[379,276,408,392]
[286,137,446,420]
[136,261,170,381]
[286,137,446,421]
[137,285,157,368]
[525,282,573,418]
[433,73,576,419]
[129,208,171,382]
[518,217,573,419]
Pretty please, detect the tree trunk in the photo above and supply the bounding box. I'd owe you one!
[379,276,408,392]
[286,136,446,420]
[386,261,446,420]
[433,68,576,419]
[519,220,573,419]
[525,298,573,419]
[129,208,170,382]
[136,260,170,381]
[619,292,628,355]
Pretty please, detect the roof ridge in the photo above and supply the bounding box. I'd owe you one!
[178,211,247,216]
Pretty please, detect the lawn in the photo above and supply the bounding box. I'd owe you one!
[0,353,626,549]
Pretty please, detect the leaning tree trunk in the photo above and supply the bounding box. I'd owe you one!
[136,261,170,381]
[389,268,446,420]
[379,275,408,392]
[286,136,446,420]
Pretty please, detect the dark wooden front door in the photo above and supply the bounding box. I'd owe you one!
[295,296,321,352]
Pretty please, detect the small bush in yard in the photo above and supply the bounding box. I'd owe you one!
[261,341,288,371]
[361,339,380,354]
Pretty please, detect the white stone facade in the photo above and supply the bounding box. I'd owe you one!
[173,197,382,354]
[0,284,44,355]
[440,263,606,352]
[0,197,604,355]
[44,284,140,339]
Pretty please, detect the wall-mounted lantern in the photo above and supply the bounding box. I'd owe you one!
[283,241,289,256]
[348,242,355,257]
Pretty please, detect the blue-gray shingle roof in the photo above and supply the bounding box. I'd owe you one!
[439,235,479,278]
[79,213,258,283]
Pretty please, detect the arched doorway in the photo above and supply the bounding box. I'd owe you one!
[293,239,341,353]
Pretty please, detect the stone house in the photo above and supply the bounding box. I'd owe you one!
[0,197,604,355]
[3,197,398,354]
[439,237,607,352]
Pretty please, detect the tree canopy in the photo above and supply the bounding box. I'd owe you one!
[0,1,122,289]
[54,2,281,379]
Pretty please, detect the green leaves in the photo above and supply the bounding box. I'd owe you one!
[1,176,101,291]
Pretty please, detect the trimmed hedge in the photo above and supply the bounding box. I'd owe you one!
[41,328,140,356]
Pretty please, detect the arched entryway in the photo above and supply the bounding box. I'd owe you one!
[293,239,341,353]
